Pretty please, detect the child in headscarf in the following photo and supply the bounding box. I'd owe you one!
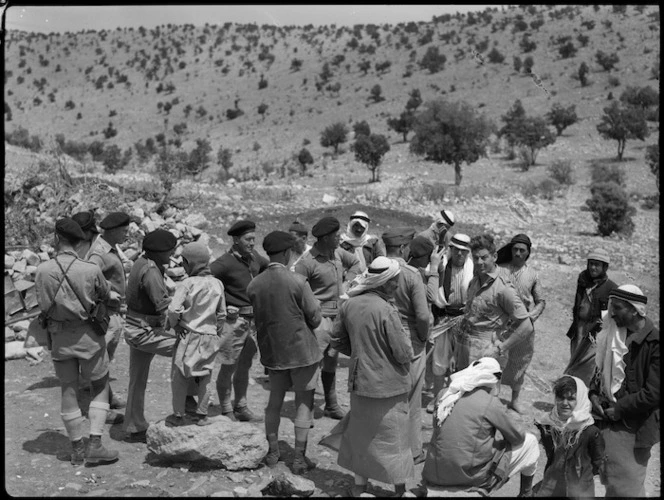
[166,243,226,426]
[535,375,607,497]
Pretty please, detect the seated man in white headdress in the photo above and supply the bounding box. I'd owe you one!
[589,284,659,497]
[422,357,539,497]
[339,210,385,272]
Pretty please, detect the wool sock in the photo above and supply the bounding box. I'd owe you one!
[88,401,110,436]
[61,409,85,442]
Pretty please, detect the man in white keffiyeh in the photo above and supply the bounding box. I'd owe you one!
[339,211,386,273]
[588,284,660,497]
[423,357,539,497]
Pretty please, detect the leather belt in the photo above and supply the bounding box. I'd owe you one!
[320,301,338,309]
[238,306,254,316]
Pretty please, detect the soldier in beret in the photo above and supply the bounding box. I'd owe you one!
[294,216,361,420]
[247,231,322,474]
[382,228,432,465]
[122,228,181,442]
[339,210,386,272]
[71,210,100,259]
[210,220,269,422]
[288,221,312,271]
[35,218,121,466]
[87,212,131,417]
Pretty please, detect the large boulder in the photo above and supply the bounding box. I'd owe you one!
[146,417,267,470]
[183,212,209,229]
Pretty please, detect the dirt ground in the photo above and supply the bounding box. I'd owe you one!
[4,203,660,498]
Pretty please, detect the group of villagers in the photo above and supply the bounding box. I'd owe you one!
[33,206,658,498]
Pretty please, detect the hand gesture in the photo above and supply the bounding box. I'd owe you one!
[590,394,605,419]
[429,246,446,271]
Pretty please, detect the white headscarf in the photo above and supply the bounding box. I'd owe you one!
[435,357,502,427]
[340,217,370,270]
[342,256,400,299]
[594,285,647,402]
[538,376,594,449]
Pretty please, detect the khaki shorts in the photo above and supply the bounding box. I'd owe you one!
[218,316,257,365]
[313,316,334,353]
[53,347,109,383]
[268,363,320,392]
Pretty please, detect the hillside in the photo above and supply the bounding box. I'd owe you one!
[4,5,660,181]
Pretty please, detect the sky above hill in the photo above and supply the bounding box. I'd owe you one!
[5,5,501,33]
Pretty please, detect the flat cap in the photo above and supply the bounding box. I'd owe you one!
[227,220,256,237]
[100,211,130,230]
[71,210,99,235]
[288,221,309,235]
[142,229,177,252]
[55,217,86,242]
[409,235,435,259]
[311,216,340,238]
[587,248,610,264]
[381,227,416,247]
[263,231,296,255]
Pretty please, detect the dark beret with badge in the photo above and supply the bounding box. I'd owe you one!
[263,231,296,255]
[142,229,177,252]
[56,217,87,242]
[227,220,256,237]
[409,235,435,259]
[381,227,416,247]
[71,210,99,235]
[311,216,340,238]
[99,211,131,230]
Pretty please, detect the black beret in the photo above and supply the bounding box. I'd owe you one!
[288,221,309,235]
[263,231,296,255]
[381,227,416,247]
[71,210,99,234]
[311,216,340,238]
[227,220,256,237]
[409,235,435,259]
[99,211,130,230]
[56,217,87,242]
[142,229,177,252]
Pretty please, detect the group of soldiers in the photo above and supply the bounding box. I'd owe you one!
[33,206,658,498]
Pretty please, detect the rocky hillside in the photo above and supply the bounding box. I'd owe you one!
[4,5,660,178]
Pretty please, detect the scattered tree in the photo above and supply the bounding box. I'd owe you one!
[486,47,505,63]
[297,147,314,175]
[515,117,556,167]
[353,120,371,138]
[645,140,659,190]
[369,84,385,103]
[619,85,659,109]
[596,101,649,160]
[387,111,415,142]
[184,138,212,177]
[406,89,423,112]
[353,133,391,182]
[546,103,578,135]
[320,121,349,154]
[596,50,619,71]
[558,41,577,59]
[410,99,493,185]
[586,181,636,236]
[419,46,447,73]
[257,103,268,120]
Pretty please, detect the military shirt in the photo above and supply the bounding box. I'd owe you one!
[210,249,269,308]
[463,269,530,340]
[294,245,361,317]
[87,236,126,309]
[126,256,171,315]
[35,249,111,322]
